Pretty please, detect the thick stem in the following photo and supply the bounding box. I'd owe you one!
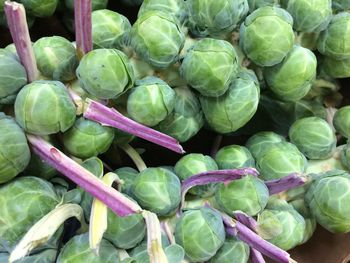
[4,1,39,82]
[265,173,307,195]
[27,135,142,217]
[119,144,147,172]
[84,99,184,154]
[74,0,92,59]
[160,220,175,245]
[180,168,258,208]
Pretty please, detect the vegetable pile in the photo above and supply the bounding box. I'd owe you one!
[0,0,350,262]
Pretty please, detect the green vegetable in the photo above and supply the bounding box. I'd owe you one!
[14,80,76,135]
[76,49,135,99]
[322,56,350,78]
[180,38,238,97]
[215,145,255,169]
[334,106,350,138]
[239,6,294,66]
[209,236,250,263]
[246,131,286,159]
[247,0,279,12]
[20,0,58,17]
[332,0,350,11]
[115,167,139,196]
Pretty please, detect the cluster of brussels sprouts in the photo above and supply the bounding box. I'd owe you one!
[1,0,350,262]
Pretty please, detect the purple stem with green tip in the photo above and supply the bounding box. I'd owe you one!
[27,135,142,217]
[234,212,265,263]
[222,213,293,263]
[4,1,39,82]
[74,0,92,58]
[180,168,259,208]
[84,99,185,154]
[265,173,306,195]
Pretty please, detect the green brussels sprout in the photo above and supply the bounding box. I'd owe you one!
[76,49,135,99]
[174,153,218,197]
[130,11,185,68]
[322,56,350,78]
[282,0,332,32]
[0,114,30,184]
[175,207,225,262]
[264,45,317,102]
[306,170,350,233]
[256,142,307,180]
[246,131,286,159]
[14,80,76,135]
[104,210,146,249]
[156,86,204,142]
[289,117,336,160]
[127,77,176,126]
[239,6,294,66]
[92,9,131,49]
[187,0,249,36]
[33,36,78,82]
[317,12,350,59]
[215,145,255,169]
[180,38,239,97]
[131,167,181,216]
[215,175,269,216]
[0,249,57,263]
[200,69,259,134]
[247,0,279,12]
[115,167,138,196]
[0,49,27,104]
[258,199,306,250]
[62,117,115,159]
[209,236,250,263]
[332,0,350,11]
[57,233,120,263]
[138,0,188,23]
[65,0,108,11]
[334,106,350,138]
[340,143,350,170]
[0,177,60,248]
[20,0,58,17]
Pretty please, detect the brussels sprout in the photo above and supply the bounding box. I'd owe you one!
[14,80,76,135]
[215,175,269,216]
[33,36,78,82]
[92,9,131,49]
[340,143,350,170]
[209,236,250,263]
[62,117,115,159]
[264,45,317,102]
[258,199,306,250]
[332,0,350,11]
[115,167,139,196]
[157,86,204,142]
[0,113,30,184]
[289,117,336,160]
[247,0,279,12]
[180,38,239,97]
[334,106,350,138]
[317,13,350,59]
[130,11,185,68]
[20,0,58,17]
[57,233,120,263]
[0,49,27,104]
[76,49,135,99]
[0,177,59,248]
[282,0,332,32]
[131,167,181,216]
[306,170,350,233]
[138,0,188,23]
[187,0,249,36]
[127,77,176,126]
[322,56,350,78]
[239,6,294,66]
[200,69,259,134]
[104,210,146,249]
[175,207,225,262]
[65,0,108,11]
[0,249,57,263]
[175,153,218,197]
[246,131,286,159]
[215,145,255,169]
[256,142,307,180]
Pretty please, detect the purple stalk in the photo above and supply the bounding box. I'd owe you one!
[74,0,92,58]
[180,168,259,208]
[4,1,39,82]
[265,173,307,195]
[84,99,184,154]
[27,135,142,217]
[234,212,265,263]
[222,214,293,263]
